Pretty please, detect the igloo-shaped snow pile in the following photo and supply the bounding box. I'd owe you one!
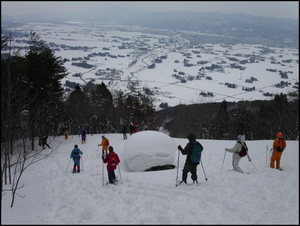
[123,130,177,172]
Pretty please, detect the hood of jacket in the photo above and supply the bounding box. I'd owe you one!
[240,134,245,143]
[187,133,196,143]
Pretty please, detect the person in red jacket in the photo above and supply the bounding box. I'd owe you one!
[102,146,120,184]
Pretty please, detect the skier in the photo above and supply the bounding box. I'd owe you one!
[98,135,109,157]
[270,132,286,170]
[225,134,248,173]
[70,144,83,173]
[178,133,203,184]
[102,146,120,184]
[79,128,87,144]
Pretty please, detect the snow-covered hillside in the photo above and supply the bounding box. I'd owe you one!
[2,132,299,224]
[4,22,299,109]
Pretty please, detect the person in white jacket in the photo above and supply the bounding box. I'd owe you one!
[225,134,248,173]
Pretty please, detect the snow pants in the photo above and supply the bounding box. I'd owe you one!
[102,146,108,155]
[182,161,198,182]
[108,170,116,184]
[232,158,244,173]
[270,150,282,169]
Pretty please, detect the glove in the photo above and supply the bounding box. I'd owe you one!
[178,145,182,151]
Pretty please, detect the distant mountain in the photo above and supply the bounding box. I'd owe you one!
[2,6,298,48]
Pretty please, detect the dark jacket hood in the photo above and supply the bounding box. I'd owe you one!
[187,133,196,143]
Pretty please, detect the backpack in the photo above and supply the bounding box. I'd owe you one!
[105,139,109,146]
[277,138,286,152]
[110,154,118,167]
[82,130,86,136]
[190,143,203,163]
[238,141,248,157]
[73,149,80,159]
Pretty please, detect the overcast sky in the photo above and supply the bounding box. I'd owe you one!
[1,1,299,19]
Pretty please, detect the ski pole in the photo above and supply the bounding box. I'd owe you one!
[266,145,268,167]
[118,164,122,180]
[175,149,180,186]
[65,158,71,174]
[268,148,273,167]
[97,145,99,154]
[220,149,227,174]
[247,154,258,171]
[102,158,104,186]
[81,155,83,171]
[200,160,208,181]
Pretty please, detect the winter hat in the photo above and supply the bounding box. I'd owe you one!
[187,133,196,143]
[109,146,114,152]
[74,144,78,148]
[237,135,242,141]
[277,132,283,138]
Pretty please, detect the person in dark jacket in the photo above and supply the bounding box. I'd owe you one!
[178,133,203,184]
[41,136,50,149]
[103,146,120,184]
[122,126,127,140]
[79,128,87,144]
[70,144,83,173]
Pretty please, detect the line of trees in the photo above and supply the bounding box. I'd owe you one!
[154,93,299,140]
[1,30,156,207]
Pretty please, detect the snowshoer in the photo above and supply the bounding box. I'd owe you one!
[99,135,109,156]
[70,144,83,173]
[225,134,248,173]
[270,132,286,170]
[79,128,87,144]
[102,146,120,184]
[178,133,203,184]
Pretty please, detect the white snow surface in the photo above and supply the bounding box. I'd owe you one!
[123,131,177,172]
[2,132,299,224]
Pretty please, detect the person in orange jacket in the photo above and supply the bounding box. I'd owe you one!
[98,135,109,157]
[64,131,69,140]
[270,132,286,171]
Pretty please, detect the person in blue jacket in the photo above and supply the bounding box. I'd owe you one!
[79,128,87,144]
[70,144,83,173]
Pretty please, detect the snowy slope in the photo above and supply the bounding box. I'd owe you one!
[2,132,299,224]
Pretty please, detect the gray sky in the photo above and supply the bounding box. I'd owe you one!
[1,1,299,19]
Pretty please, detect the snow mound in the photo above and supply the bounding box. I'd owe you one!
[123,131,177,172]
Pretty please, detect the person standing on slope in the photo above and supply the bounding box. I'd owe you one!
[79,128,87,144]
[178,133,203,184]
[70,144,83,173]
[270,132,286,171]
[98,135,109,157]
[64,130,69,140]
[225,134,249,173]
[102,146,120,184]
[122,125,127,140]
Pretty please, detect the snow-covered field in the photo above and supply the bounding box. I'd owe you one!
[2,132,299,224]
[5,22,299,109]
